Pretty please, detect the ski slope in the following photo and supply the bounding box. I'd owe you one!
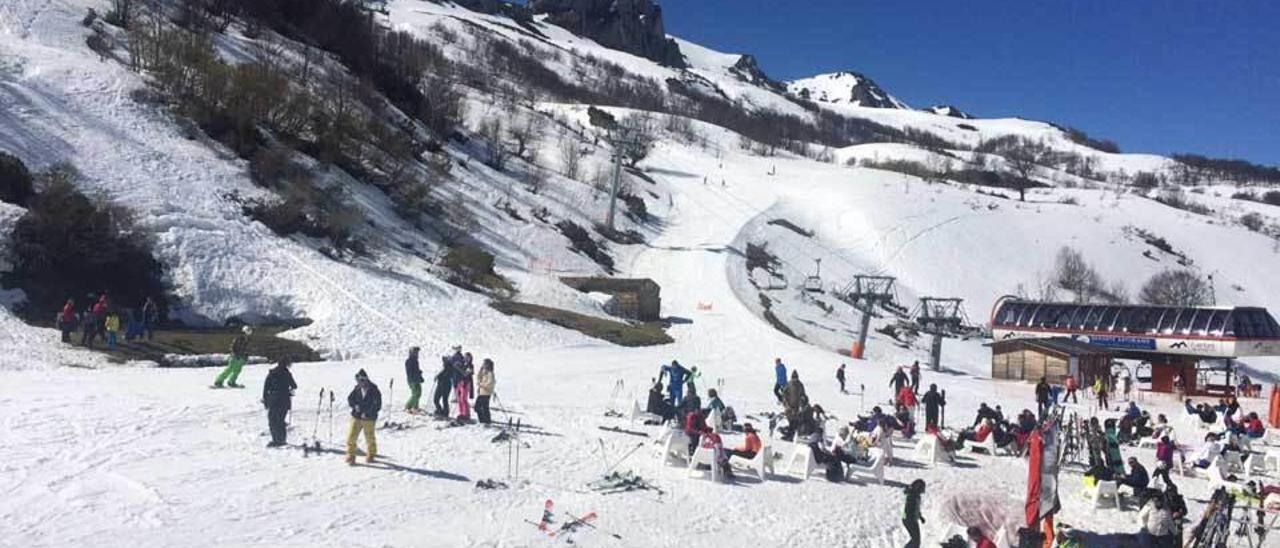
[4,1,1280,547]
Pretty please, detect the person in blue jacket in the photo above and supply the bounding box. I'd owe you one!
[660,360,689,406]
[773,358,787,403]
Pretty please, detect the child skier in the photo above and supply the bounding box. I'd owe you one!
[212,326,252,388]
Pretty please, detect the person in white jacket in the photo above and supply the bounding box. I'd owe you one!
[474,359,496,424]
[1136,495,1175,547]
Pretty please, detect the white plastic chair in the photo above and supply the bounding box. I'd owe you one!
[967,434,999,456]
[736,445,773,481]
[1265,449,1280,472]
[1137,436,1161,449]
[687,444,723,482]
[1083,480,1119,511]
[914,434,942,467]
[707,407,723,433]
[876,426,895,463]
[661,429,690,467]
[1245,451,1270,479]
[849,447,886,484]
[786,444,818,480]
[1224,451,1246,474]
[631,400,662,425]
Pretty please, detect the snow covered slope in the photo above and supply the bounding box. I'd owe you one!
[786,71,910,109]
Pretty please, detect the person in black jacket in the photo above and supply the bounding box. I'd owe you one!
[1035,377,1052,421]
[404,347,423,414]
[890,367,910,401]
[346,369,382,465]
[262,360,297,447]
[432,348,460,417]
[922,384,945,431]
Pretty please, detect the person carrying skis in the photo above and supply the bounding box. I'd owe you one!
[346,369,381,465]
[1035,377,1052,421]
[432,347,461,417]
[1064,375,1079,404]
[213,326,252,388]
[262,360,296,447]
[404,347,423,413]
[475,358,495,424]
[909,361,921,395]
[56,299,77,344]
[660,360,689,407]
[836,363,847,394]
[890,366,910,402]
[902,479,926,548]
[454,353,474,421]
[773,358,787,403]
[922,384,945,431]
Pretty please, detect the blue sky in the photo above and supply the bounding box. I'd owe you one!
[660,1,1280,165]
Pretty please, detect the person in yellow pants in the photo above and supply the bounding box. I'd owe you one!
[346,369,382,465]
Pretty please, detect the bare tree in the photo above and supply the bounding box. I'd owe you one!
[616,112,656,167]
[507,114,543,161]
[479,117,507,170]
[1054,246,1102,302]
[558,137,582,180]
[1139,269,1212,306]
[1004,138,1049,201]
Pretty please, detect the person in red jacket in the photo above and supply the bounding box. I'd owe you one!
[967,526,997,548]
[897,384,917,410]
[56,299,77,343]
[684,408,708,456]
[1064,376,1079,404]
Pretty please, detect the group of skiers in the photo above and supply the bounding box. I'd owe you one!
[55,294,160,349]
[411,345,497,424]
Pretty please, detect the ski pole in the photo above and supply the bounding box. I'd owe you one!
[312,388,325,443]
[507,417,514,479]
[388,378,395,425]
[603,442,646,476]
[515,418,522,481]
[328,389,335,446]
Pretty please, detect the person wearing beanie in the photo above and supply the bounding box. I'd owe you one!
[346,369,382,465]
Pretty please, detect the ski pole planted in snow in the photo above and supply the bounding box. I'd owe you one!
[515,418,522,481]
[328,390,336,446]
[312,388,325,444]
[388,378,395,424]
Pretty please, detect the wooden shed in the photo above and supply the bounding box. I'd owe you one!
[560,277,662,322]
[990,337,1112,386]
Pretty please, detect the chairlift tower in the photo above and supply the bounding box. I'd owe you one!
[605,129,642,231]
[838,275,897,359]
[917,297,965,372]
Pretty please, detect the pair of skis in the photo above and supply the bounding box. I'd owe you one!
[528,499,622,542]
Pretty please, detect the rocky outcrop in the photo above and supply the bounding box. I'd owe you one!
[785,71,908,110]
[927,105,973,119]
[729,55,784,93]
[529,0,685,68]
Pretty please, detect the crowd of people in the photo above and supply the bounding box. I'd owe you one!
[54,294,160,349]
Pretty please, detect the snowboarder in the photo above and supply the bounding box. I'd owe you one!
[262,360,296,447]
[56,299,77,343]
[902,479,926,548]
[890,366,910,401]
[922,384,944,431]
[1035,377,1051,421]
[454,353,474,421]
[346,369,381,465]
[836,363,847,394]
[475,358,495,424]
[909,361,921,395]
[404,347,423,413]
[660,360,689,407]
[213,326,252,388]
[772,358,787,403]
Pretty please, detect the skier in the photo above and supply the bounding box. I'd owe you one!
[902,479,926,548]
[909,360,921,395]
[1035,377,1051,421]
[890,366,910,402]
[262,360,296,447]
[432,348,459,417]
[475,358,495,424]
[772,358,787,403]
[660,360,689,407]
[346,369,381,465]
[836,363,847,394]
[56,299,77,343]
[104,311,121,350]
[1093,376,1109,411]
[141,296,159,341]
[454,353,474,421]
[404,347,423,413]
[1064,375,1079,404]
[782,371,807,420]
[922,384,944,431]
[213,326,252,388]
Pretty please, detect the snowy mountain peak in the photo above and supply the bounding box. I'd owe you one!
[927,104,973,119]
[786,71,909,109]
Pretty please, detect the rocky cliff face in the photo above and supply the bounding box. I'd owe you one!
[927,105,973,119]
[729,55,784,93]
[529,0,685,68]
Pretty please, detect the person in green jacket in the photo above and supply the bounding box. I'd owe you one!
[213,326,252,388]
[903,478,926,548]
